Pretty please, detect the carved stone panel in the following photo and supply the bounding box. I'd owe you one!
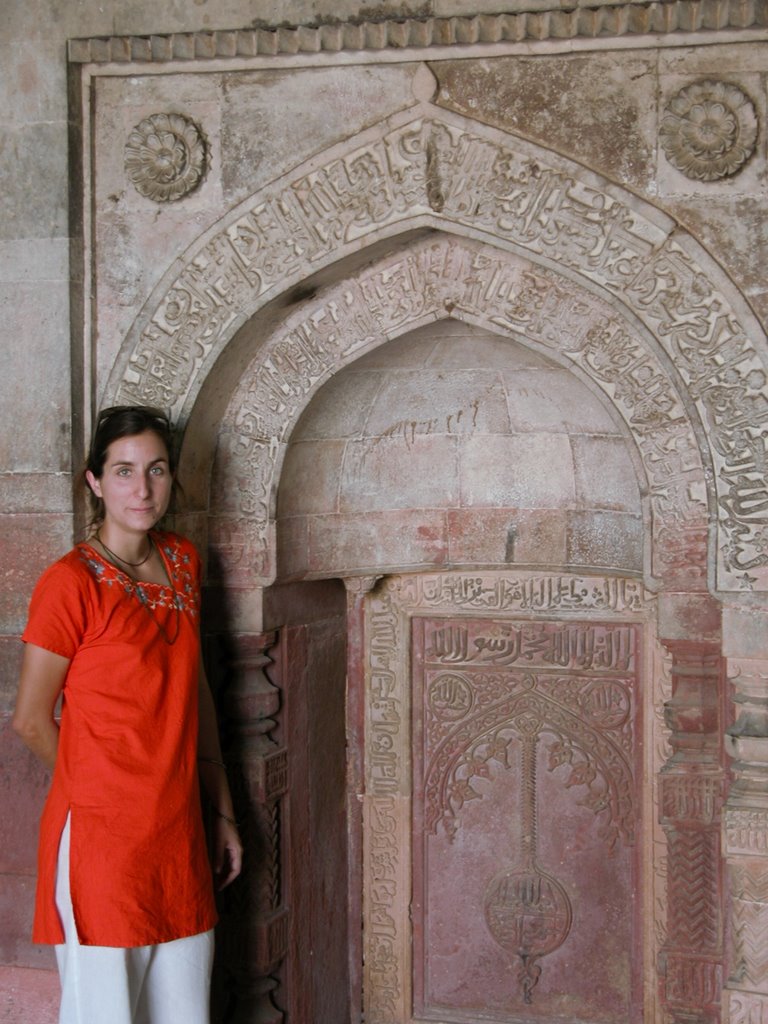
[411,616,641,1022]
[362,571,660,1024]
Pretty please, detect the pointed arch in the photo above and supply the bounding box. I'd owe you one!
[105,104,768,593]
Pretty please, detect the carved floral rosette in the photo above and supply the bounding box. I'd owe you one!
[124,112,207,201]
[660,80,758,181]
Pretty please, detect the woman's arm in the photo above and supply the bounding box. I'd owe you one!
[13,643,70,769]
[197,663,243,889]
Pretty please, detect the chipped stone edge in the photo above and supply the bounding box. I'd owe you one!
[67,1,768,65]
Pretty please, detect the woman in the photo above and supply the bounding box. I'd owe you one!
[13,405,242,1024]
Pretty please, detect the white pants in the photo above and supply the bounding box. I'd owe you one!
[54,815,214,1024]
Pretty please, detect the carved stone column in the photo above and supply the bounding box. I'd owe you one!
[344,575,382,1024]
[214,630,289,1024]
[723,656,768,1024]
[658,639,726,1024]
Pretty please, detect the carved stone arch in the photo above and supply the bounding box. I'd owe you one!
[105,101,768,594]
[209,232,707,594]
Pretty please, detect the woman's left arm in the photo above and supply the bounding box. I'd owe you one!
[197,663,243,889]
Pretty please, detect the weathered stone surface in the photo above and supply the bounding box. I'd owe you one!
[665,197,768,333]
[723,604,768,660]
[0,474,71,516]
[278,439,346,516]
[0,964,59,1024]
[341,435,461,512]
[0,718,50,874]
[275,319,640,579]
[657,592,723,644]
[447,507,569,566]
[0,123,68,241]
[362,368,512,437]
[461,432,575,507]
[0,239,68,285]
[566,509,643,571]
[0,275,70,473]
[310,509,449,573]
[0,872,54,971]
[435,53,656,190]
[0,638,24,714]
[502,368,619,434]
[220,65,417,202]
[0,515,74,633]
[275,514,309,580]
[571,435,642,511]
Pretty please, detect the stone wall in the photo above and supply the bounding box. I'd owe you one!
[2,2,767,1021]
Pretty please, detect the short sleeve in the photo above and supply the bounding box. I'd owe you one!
[22,559,90,660]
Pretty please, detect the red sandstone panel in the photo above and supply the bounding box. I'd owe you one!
[412,616,642,1024]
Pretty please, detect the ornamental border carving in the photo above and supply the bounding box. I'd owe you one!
[105,105,768,593]
[68,0,767,64]
[362,569,662,1023]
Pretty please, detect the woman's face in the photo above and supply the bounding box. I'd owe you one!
[85,429,173,536]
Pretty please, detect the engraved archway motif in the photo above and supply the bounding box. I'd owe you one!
[107,106,768,592]
[422,674,635,1005]
[412,611,641,1017]
[424,679,636,850]
[211,234,708,590]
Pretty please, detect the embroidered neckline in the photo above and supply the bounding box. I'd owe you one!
[78,532,199,619]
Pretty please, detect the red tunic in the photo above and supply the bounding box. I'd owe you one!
[22,530,218,946]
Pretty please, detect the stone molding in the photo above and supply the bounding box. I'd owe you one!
[68,1,767,64]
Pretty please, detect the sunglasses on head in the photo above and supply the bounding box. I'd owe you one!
[95,405,171,430]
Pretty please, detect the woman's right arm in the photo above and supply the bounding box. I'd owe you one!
[12,643,70,770]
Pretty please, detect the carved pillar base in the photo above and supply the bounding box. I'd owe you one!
[228,976,283,1024]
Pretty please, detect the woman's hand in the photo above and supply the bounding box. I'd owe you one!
[197,662,244,888]
[212,814,243,890]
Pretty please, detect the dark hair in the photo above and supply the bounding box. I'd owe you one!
[84,406,178,526]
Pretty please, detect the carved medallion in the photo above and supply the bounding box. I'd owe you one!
[484,867,573,1004]
[124,112,207,202]
[660,80,757,181]
[428,672,474,721]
